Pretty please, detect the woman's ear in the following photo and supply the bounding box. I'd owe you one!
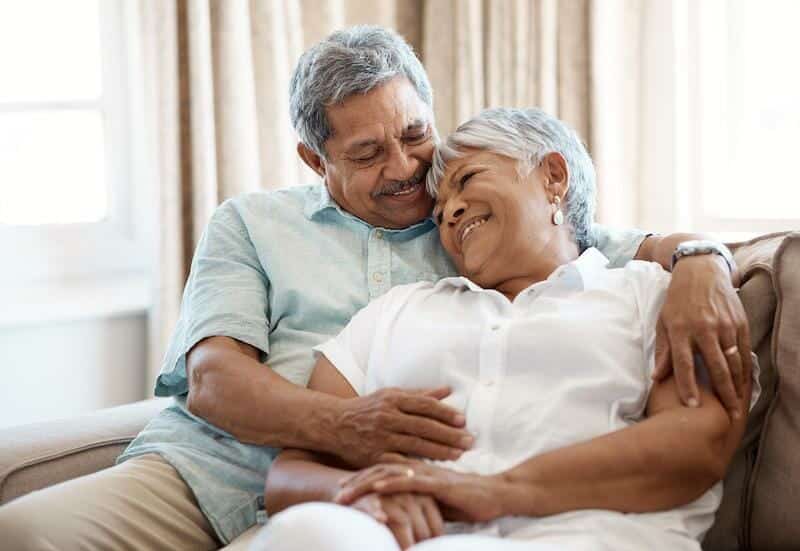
[542,152,569,199]
[297,143,326,178]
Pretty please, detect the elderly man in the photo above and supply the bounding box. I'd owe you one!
[0,26,750,550]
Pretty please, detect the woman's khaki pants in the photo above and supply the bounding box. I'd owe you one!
[0,453,258,550]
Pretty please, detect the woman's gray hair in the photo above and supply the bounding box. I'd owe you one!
[289,25,433,158]
[427,107,597,250]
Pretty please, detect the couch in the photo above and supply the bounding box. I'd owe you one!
[1,232,798,550]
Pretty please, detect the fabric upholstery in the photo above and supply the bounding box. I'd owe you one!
[0,398,169,505]
[704,232,799,550]
[748,233,800,550]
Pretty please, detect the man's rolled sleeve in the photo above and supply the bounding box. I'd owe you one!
[155,200,271,397]
[592,224,650,268]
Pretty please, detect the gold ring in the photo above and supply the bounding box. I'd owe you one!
[723,345,739,357]
[406,468,415,478]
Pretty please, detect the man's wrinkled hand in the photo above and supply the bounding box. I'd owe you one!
[652,255,752,418]
[334,387,473,468]
[349,492,444,550]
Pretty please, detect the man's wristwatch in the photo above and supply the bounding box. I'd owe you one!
[671,240,736,273]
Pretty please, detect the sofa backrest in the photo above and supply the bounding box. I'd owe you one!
[704,232,800,551]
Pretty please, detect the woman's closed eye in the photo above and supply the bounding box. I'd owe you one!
[459,171,476,189]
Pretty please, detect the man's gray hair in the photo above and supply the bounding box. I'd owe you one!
[427,107,597,250]
[289,25,433,158]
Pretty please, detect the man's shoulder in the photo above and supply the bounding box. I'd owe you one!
[224,184,322,214]
[211,185,325,229]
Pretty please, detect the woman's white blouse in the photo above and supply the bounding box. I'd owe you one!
[315,248,754,548]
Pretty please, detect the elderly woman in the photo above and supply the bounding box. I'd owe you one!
[253,108,755,551]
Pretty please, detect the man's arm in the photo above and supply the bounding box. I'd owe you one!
[186,337,471,467]
[186,336,341,451]
[262,355,362,515]
[633,233,751,416]
[635,232,740,285]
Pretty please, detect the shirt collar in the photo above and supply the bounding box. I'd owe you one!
[303,184,339,220]
[303,184,436,237]
[435,247,610,294]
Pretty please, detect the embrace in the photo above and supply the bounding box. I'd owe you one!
[256,108,756,550]
[0,25,756,551]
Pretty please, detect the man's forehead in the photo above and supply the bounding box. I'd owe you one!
[339,117,430,148]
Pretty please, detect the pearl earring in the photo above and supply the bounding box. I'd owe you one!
[552,196,564,226]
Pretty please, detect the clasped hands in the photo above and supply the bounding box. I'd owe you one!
[333,461,501,549]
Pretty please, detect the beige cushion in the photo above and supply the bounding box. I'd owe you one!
[703,232,800,550]
[0,398,169,505]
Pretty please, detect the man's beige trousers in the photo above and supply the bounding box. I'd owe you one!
[0,453,260,550]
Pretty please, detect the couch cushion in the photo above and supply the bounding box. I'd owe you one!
[0,398,169,505]
[748,233,800,550]
[702,232,799,550]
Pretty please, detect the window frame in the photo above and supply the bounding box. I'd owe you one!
[0,1,152,288]
[0,0,152,321]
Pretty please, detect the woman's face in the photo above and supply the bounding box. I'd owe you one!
[433,150,568,288]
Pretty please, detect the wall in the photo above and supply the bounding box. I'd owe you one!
[0,313,147,429]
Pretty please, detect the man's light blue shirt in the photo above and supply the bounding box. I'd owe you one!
[118,184,647,543]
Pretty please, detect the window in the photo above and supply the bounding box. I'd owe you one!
[689,0,800,238]
[638,0,799,241]
[0,1,151,316]
[0,1,108,225]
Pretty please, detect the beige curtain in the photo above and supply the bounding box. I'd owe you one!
[138,0,641,388]
[423,0,591,140]
[425,0,643,225]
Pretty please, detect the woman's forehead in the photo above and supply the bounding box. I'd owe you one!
[439,148,481,176]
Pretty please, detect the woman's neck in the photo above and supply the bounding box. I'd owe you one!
[494,240,580,301]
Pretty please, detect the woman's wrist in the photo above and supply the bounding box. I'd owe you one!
[490,472,545,518]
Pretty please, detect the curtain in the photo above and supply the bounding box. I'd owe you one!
[424,0,590,141]
[137,0,641,389]
[424,0,643,225]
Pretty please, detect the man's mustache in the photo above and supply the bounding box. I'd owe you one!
[372,166,429,197]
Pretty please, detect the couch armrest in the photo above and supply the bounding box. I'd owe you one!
[0,398,170,506]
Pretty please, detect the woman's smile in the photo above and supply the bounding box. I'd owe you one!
[459,215,491,250]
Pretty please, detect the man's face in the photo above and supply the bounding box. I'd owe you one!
[319,77,436,229]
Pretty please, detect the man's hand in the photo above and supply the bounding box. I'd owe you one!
[350,492,444,550]
[652,255,752,417]
[336,462,504,524]
[332,387,473,468]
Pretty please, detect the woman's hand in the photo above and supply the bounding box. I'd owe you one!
[335,462,505,523]
[349,492,444,550]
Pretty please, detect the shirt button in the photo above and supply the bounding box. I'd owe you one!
[375,230,384,239]
[490,323,500,331]
[373,272,384,283]
[483,380,495,387]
